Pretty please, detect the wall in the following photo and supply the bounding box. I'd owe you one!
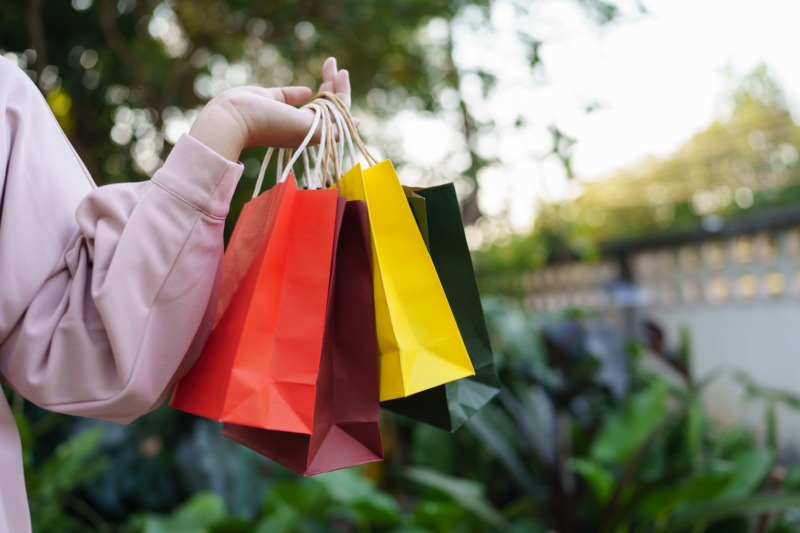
[635,228,800,453]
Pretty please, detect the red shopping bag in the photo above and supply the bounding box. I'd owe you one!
[222,200,383,475]
[170,175,340,434]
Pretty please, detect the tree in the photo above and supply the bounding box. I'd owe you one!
[473,65,800,297]
[546,64,800,245]
[0,0,622,227]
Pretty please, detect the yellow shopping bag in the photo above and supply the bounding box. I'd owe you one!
[339,161,475,401]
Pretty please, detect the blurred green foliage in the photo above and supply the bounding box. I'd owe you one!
[13,298,800,532]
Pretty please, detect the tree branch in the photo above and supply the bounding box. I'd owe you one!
[446,20,485,226]
[97,0,141,83]
[25,0,47,76]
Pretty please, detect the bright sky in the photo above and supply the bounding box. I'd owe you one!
[393,0,800,236]
[567,0,800,180]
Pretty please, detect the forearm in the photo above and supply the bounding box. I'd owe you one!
[0,135,242,423]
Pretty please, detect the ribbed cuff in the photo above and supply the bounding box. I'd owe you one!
[152,134,243,218]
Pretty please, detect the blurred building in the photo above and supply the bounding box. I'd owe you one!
[523,206,800,453]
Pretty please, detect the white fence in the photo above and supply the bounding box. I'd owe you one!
[524,227,800,452]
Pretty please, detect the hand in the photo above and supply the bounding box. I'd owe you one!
[189,57,352,162]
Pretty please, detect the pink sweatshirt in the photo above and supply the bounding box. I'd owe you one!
[0,57,242,531]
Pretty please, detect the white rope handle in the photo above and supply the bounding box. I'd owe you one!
[279,103,327,185]
[252,105,322,198]
[278,101,338,188]
[320,99,357,172]
[317,91,378,166]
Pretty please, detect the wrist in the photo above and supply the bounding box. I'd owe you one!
[188,98,247,162]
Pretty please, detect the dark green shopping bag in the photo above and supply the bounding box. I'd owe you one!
[382,183,501,431]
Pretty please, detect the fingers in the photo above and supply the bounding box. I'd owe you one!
[237,86,312,105]
[247,98,322,149]
[239,96,333,148]
[319,57,352,110]
[334,69,351,109]
[212,57,356,153]
[279,86,314,105]
[319,57,337,94]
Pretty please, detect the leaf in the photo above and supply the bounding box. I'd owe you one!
[253,507,298,533]
[138,492,227,533]
[591,381,669,465]
[637,449,774,522]
[663,493,800,533]
[719,449,775,498]
[405,466,508,528]
[569,458,614,502]
[411,500,475,530]
[639,475,732,518]
[499,386,556,464]
[467,409,539,493]
[685,398,704,469]
[733,370,800,410]
[313,469,400,525]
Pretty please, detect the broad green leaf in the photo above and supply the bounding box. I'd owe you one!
[405,466,507,527]
[734,370,800,410]
[719,449,774,498]
[569,458,614,502]
[313,469,400,525]
[639,475,731,518]
[686,398,704,469]
[411,500,474,530]
[467,410,539,493]
[253,507,298,533]
[139,492,227,533]
[663,493,800,533]
[591,381,669,465]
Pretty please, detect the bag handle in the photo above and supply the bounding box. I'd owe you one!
[283,103,326,187]
[252,104,323,198]
[285,97,342,188]
[252,91,373,197]
[315,91,379,167]
[319,98,357,171]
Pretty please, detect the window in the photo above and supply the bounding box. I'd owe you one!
[680,246,701,271]
[707,276,730,303]
[737,274,759,300]
[682,280,703,304]
[705,241,726,270]
[761,233,779,263]
[765,272,785,297]
[787,229,800,258]
[734,235,755,264]
[659,249,676,275]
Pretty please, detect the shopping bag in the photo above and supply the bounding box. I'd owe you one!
[170,175,340,434]
[383,183,501,431]
[222,200,383,475]
[339,161,475,401]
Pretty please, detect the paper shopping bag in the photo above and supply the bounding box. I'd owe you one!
[170,176,340,434]
[383,183,500,431]
[338,161,474,401]
[222,200,383,475]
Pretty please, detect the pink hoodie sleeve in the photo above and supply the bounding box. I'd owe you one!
[0,56,242,532]
[0,59,242,423]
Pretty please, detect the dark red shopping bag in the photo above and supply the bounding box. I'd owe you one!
[170,176,340,435]
[222,200,383,475]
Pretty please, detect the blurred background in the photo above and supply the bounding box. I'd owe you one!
[5,0,800,531]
